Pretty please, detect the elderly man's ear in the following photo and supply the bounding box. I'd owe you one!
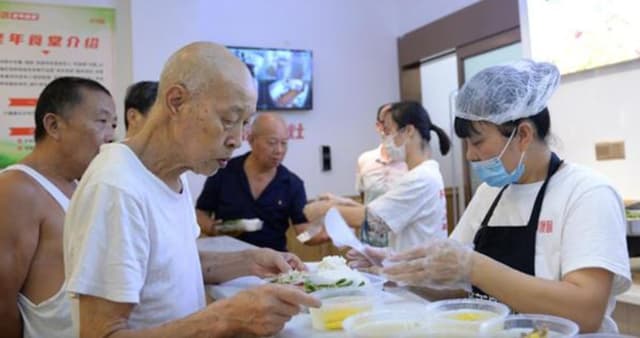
[165,84,188,115]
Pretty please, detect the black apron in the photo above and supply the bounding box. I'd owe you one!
[472,153,563,296]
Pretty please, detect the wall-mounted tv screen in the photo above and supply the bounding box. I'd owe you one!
[228,46,313,111]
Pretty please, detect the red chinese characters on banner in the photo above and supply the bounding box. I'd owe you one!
[28,34,42,46]
[48,35,62,47]
[0,32,100,49]
[67,36,79,48]
[9,33,22,45]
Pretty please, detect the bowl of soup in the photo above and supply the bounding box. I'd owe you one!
[309,287,379,330]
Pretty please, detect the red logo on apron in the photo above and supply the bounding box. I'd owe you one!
[538,220,553,233]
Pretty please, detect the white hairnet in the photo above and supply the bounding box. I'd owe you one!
[455,59,560,125]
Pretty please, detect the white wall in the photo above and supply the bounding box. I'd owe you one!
[519,0,640,200]
[390,0,481,37]
[22,0,494,202]
[129,0,403,200]
[548,59,640,200]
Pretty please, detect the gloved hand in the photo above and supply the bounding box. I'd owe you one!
[382,239,474,291]
[346,245,393,271]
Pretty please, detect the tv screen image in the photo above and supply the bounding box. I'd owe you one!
[228,46,313,111]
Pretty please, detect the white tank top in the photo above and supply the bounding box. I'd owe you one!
[2,164,73,338]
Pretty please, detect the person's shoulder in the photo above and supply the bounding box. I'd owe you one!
[278,163,304,185]
[357,147,380,165]
[80,143,149,193]
[471,182,503,201]
[419,159,442,174]
[228,153,247,166]
[216,153,246,174]
[90,143,135,167]
[206,154,245,183]
[0,169,47,229]
[553,162,615,192]
[0,169,45,206]
[403,160,443,184]
[86,144,134,175]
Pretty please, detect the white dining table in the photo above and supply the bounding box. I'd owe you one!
[197,236,431,337]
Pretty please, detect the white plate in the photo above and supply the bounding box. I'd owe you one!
[305,261,386,290]
[206,261,387,300]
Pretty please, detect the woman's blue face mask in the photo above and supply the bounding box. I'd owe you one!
[470,129,525,187]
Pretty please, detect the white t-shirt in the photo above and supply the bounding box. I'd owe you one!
[368,159,448,252]
[64,143,206,332]
[451,162,631,333]
[355,145,408,204]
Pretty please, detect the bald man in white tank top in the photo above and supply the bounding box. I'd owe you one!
[0,77,116,338]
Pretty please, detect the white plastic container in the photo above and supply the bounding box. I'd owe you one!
[309,287,379,331]
[575,334,637,338]
[426,298,510,337]
[361,272,385,291]
[342,310,429,338]
[479,313,579,337]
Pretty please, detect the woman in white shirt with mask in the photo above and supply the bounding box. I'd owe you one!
[348,60,631,333]
[304,101,451,252]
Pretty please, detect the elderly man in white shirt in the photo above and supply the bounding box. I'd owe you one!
[355,103,407,205]
[64,42,319,338]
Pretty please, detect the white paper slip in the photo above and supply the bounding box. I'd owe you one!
[324,207,364,251]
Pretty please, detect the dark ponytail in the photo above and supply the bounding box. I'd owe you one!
[389,101,451,155]
[430,124,451,155]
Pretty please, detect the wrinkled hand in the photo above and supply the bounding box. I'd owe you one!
[382,239,473,291]
[246,248,306,278]
[318,192,360,206]
[200,219,222,237]
[296,217,330,244]
[346,245,392,271]
[303,200,333,222]
[223,284,321,336]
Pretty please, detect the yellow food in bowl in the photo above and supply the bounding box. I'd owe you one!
[448,310,497,321]
[309,295,373,330]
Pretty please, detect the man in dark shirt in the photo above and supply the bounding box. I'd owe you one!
[196,113,326,251]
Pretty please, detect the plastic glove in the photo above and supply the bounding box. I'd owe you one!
[382,239,473,291]
[346,245,393,271]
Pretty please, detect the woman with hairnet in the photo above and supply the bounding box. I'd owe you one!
[348,60,631,333]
